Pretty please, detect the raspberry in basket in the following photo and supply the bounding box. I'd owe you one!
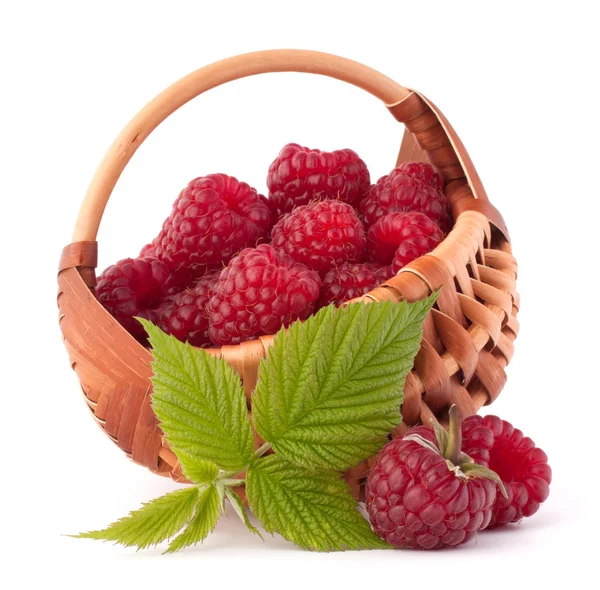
[267,143,370,217]
[319,262,380,307]
[461,415,552,528]
[96,257,171,342]
[367,211,444,269]
[152,270,220,348]
[366,407,505,549]
[149,174,271,273]
[359,166,452,232]
[395,161,444,191]
[271,200,366,273]
[207,244,321,345]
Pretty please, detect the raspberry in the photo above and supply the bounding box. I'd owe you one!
[207,244,321,345]
[271,200,366,273]
[462,415,551,528]
[359,167,452,232]
[395,162,444,191]
[320,263,380,307]
[267,143,370,217]
[150,174,271,274]
[367,263,394,283]
[152,270,220,348]
[366,407,502,549]
[96,257,171,341]
[140,241,158,258]
[367,212,444,271]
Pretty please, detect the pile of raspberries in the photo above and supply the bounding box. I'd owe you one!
[96,143,452,347]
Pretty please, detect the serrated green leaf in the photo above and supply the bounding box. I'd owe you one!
[176,452,220,485]
[165,484,221,553]
[75,486,199,550]
[141,320,254,472]
[224,487,263,538]
[252,297,436,470]
[246,455,390,551]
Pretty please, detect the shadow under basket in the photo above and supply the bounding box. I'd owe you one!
[57,50,519,501]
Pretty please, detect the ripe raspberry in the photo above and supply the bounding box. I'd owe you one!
[267,143,370,217]
[359,167,452,232]
[367,212,444,271]
[320,263,380,307]
[152,270,220,348]
[140,234,215,295]
[366,407,504,549]
[366,262,394,283]
[96,257,171,341]
[150,174,271,274]
[207,244,321,345]
[462,415,551,528]
[271,200,366,273]
[140,241,158,258]
[395,162,444,191]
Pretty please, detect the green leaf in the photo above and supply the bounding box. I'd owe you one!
[176,453,220,485]
[224,487,263,538]
[75,486,199,550]
[165,484,221,553]
[246,455,390,551]
[252,297,436,470]
[141,320,254,472]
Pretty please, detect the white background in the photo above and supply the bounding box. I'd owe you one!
[1,1,598,588]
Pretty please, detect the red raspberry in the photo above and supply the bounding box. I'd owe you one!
[359,167,452,232]
[96,257,171,341]
[141,235,216,295]
[207,244,321,345]
[320,263,380,307]
[140,241,158,258]
[462,415,552,528]
[367,262,394,283]
[267,143,370,217]
[150,174,271,274]
[367,212,444,270]
[395,162,444,191]
[152,270,220,348]
[366,407,504,549]
[271,200,366,273]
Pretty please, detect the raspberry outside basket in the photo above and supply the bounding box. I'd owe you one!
[57,50,518,500]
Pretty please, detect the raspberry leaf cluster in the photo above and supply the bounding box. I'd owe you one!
[253,299,434,470]
[75,296,436,552]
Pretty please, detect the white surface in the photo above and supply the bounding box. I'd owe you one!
[1,1,598,587]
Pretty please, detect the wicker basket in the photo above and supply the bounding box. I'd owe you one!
[57,50,518,500]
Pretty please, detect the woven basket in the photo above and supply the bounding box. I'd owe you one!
[58,50,518,500]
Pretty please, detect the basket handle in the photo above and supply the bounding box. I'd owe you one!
[72,49,411,242]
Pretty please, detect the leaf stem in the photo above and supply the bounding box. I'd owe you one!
[219,478,246,487]
[255,442,272,458]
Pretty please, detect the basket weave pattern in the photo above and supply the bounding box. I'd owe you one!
[57,51,518,500]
